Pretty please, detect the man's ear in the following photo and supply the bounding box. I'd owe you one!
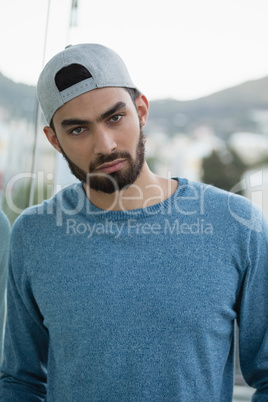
[43,126,62,154]
[135,94,149,127]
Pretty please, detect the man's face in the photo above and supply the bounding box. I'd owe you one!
[45,87,149,193]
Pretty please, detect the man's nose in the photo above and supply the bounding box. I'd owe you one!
[93,127,117,155]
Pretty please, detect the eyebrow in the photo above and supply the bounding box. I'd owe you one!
[98,101,126,122]
[61,101,127,128]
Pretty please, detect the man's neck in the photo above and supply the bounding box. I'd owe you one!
[83,164,178,212]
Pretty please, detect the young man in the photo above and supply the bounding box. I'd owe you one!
[0,209,10,363]
[0,43,268,401]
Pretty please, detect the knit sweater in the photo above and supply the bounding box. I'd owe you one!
[0,178,268,401]
[0,209,10,364]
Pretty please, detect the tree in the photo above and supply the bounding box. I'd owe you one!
[201,147,248,194]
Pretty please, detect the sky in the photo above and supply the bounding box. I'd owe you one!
[1,0,268,101]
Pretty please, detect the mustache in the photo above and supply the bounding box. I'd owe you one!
[89,151,131,172]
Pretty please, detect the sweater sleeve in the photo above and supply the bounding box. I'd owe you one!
[0,210,10,363]
[0,217,48,401]
[236,209,268,400]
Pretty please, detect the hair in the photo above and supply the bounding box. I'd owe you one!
[50,63,141,129]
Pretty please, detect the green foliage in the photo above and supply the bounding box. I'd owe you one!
[201,148,248,193]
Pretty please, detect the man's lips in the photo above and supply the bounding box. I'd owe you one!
[94,159,126,174]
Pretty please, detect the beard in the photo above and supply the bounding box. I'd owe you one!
[57,127,146,194]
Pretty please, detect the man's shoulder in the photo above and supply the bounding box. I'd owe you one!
[184,179,256,209]
[13,182,84,230]
[179,178,265,232]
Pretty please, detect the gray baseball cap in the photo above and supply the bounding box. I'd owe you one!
[37,43,137,124]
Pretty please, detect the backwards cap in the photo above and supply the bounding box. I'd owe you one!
[37,43,137,124]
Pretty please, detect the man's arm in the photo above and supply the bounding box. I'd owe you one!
[0,218,48,401]
[237,210,268,400]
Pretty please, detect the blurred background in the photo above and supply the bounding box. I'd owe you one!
[0,1,267,399]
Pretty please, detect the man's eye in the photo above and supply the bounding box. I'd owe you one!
[110,114,122,123]
[71,127,86,135]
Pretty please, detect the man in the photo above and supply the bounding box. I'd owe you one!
[0,209,10,363]
[0,43,268,401]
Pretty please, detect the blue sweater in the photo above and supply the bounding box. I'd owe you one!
[0,209,10,363]
[1,178,268,401]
